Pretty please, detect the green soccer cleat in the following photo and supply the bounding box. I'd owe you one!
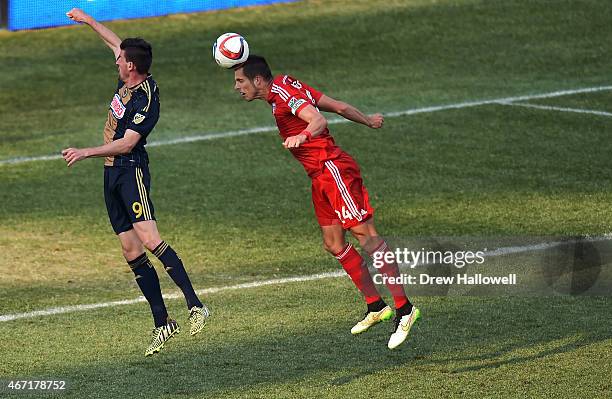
[351,305,394,335]
[188,305,210,336]
[388,307,420,350]
[144,319,180,357]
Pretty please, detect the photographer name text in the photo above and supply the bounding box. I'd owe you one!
[374,273,517,285]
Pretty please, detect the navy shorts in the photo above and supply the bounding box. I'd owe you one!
[104,165,156,234]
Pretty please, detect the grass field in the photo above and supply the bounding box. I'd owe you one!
[1,0,611,397]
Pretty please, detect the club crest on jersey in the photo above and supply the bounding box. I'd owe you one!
[288,97,306,114]
[272,103,277,114]
[133,113,145,124]
[110,94,126,119]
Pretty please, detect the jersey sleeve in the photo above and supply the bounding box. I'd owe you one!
[126,89,160,138]
[300,81,323,104]
[274,75,322,117]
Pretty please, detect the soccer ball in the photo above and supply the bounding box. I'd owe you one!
[212,33,249,69]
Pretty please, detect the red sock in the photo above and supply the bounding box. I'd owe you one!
[369,241,409,309]
[335,243,381,304]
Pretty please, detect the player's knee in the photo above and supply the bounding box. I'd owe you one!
[361,236,384,255]
[133,221,162,251]
[351,229,381,252]
[122,247,142,262]
[323,240,345,255]
[141,237,161,252]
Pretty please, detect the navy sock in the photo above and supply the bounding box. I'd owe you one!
[153,241,202,309]
[128,253,168,327]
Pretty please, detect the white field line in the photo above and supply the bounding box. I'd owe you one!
[498,101,612,118]
[1,236,609,323]
[0,271,344,323]
[2,85,612,166]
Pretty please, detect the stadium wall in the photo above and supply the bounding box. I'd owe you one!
[1,0,7,29]
[7,0,296,31]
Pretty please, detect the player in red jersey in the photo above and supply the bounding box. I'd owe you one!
[233,55,420,349]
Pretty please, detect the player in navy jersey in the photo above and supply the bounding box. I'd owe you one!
[61,8,209,356]
[233,55,420,349]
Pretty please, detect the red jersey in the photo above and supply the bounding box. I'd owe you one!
[266,74,343,177]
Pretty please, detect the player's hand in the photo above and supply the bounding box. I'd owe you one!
[367,113,384,129]
[66,8,92,24]
[62,148,88,167]
[283,134,308,149]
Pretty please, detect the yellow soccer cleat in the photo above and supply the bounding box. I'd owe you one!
[188,305,210,336]
[351,306,394,335]
[144,319,180,357]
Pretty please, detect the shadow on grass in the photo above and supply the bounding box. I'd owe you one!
[449,335,586,373]
[7,296,610,398]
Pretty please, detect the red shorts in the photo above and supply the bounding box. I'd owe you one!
[311,152,374,229]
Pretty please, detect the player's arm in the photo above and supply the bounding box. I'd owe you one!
[282,105,328,149]
[66,8,121,59]
[61,130,141,167]
[317,94,384,129]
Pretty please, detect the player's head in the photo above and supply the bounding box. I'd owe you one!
[116,38,153,81]
[234,55,272,101]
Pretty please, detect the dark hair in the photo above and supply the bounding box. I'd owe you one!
[120,38,153,74]
[238,55,272,82]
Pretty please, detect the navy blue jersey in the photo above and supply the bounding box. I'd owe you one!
[103,75,160,167]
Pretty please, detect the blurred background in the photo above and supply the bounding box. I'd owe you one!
[1,0,293,30]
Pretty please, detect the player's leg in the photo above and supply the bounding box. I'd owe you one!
[319,156,387,306]
[118,229,169,328]
[349,215,420,349]
[349,220,411,311]
[106,167,178,356]
[323,155,406,305]
[120,230,181,356]
[320,223,392,335]
[323,154,419,343]
[314,169,382,305]
[320,223,382,306]
[314,160,393,334]
[106,167,169,328]
[132,220,205,310]
[128,165,209,335]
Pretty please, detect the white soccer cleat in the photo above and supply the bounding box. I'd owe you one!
[388,307,421,349]
[351,306,393,335]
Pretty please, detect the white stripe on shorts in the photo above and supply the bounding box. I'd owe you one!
[324,160,363,222]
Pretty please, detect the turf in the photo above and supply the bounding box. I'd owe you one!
[1,279,611,398]
[1,0,611,397]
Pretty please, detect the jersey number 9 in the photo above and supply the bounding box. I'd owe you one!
[132,202,143,219]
